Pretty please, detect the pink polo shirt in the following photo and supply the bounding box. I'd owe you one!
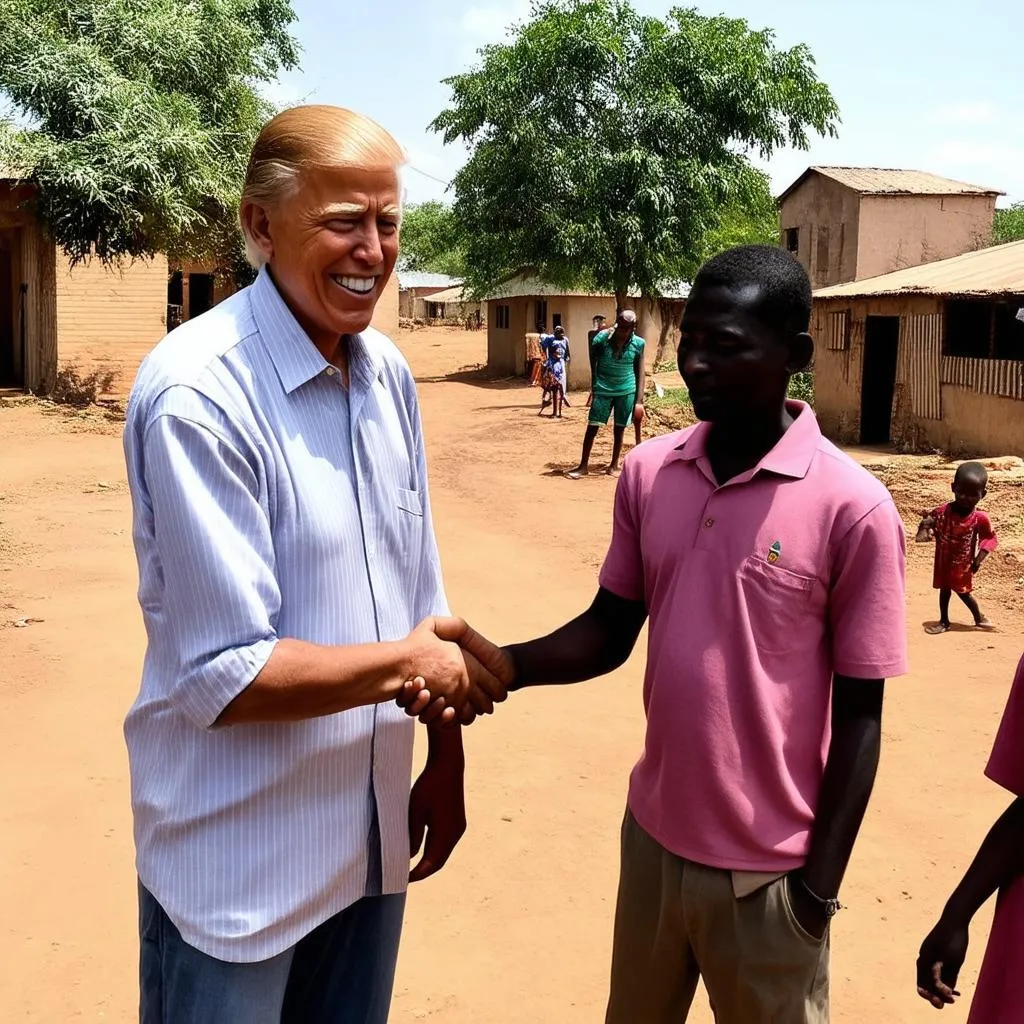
[966,653,1024,1023]
[600,403,907,871]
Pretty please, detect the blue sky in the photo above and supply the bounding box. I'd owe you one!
[266,0,1023,206]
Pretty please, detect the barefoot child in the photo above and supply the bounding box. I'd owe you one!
[917,652,1024,1021]
[920,461,998,634]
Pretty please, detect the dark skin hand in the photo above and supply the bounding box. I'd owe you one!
[408,723,467,882]
[917,797,1024,1009]
[788,677,884,939]
[397,589,647,722]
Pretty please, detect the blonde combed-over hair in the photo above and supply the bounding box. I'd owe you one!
[240,105,406,268]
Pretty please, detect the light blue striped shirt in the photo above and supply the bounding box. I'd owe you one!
[123,268,447,962]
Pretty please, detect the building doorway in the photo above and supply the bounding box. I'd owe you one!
[0,233,20,388]
[860,315,900,445]
[188,273,215,318]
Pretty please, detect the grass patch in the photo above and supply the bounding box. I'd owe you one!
[646,386,692,415]
[653,359,678,375]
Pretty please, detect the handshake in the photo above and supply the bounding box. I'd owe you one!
[396,616,516,726]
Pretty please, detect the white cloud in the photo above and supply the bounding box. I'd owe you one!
[929,101,997,127]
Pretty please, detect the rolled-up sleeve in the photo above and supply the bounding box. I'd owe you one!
[141,397,280,728]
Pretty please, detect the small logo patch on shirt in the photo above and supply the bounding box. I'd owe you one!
[767,540,782,564]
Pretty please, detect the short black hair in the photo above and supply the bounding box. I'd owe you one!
[954,461,988,489]
[692,245,812,335]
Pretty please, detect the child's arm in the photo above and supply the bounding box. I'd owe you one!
[972,512,998,572]
[917,797,1024,1008]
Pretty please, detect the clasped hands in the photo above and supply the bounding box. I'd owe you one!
[397,616,514,726]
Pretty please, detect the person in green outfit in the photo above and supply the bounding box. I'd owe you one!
[567,309,646,479]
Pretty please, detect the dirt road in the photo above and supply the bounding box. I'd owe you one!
[1,327,1020,1022]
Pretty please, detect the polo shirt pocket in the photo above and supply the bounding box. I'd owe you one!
[396,487,424,558]
[738,556,818,655]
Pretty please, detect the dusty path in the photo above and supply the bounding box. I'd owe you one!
[0,326,1020,1022]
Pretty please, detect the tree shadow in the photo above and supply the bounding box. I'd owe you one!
[415,365,525,390]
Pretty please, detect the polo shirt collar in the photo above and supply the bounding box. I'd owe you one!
[674,401,820,481]
[250,267,383,395]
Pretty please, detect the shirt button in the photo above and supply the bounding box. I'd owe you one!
[325,366,336,377]
[704,517,715,528]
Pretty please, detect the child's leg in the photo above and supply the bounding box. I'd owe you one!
[927,590,953,634]
[607,426,626,474]
[957,592,993,628]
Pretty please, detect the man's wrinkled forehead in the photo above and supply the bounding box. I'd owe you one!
[299,164,401,216]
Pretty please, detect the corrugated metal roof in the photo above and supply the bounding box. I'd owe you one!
[397,271,462,291]
[419,285,472,303]
[778,166,1004,203]
[814,240,1024,299]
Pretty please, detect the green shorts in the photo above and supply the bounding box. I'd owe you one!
[589,391,636,428]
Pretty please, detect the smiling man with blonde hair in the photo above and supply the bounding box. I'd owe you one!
[123,105,506,1023]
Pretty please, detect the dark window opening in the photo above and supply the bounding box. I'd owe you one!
[993,300,1024,361]
[167,271,184,306]
[189,273,215,318]
[495,304,510,329]
[784,227,799,253]
[535,299,547,332]
[946,300,993,358]
[552,312,562,329]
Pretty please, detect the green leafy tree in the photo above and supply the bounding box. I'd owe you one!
[698,170,780,260]
[993,202,1024,244]
[433,0,838,311]
[0,0,299,265]
[399,200,467,277]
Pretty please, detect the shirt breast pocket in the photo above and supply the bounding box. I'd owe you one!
[738,556,820,656]
[396,487,424,559]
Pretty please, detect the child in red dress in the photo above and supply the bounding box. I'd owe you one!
[918,462,998,634]
[917,651,1024,1021]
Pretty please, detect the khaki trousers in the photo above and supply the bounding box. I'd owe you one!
[605,810,830,1024]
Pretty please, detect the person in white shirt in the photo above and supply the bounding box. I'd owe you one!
[124,104,506,1024]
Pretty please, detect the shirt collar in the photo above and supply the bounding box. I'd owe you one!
[672,401,820,481]
[250,267,383,395]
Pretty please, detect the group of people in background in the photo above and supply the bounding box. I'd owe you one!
[526,310,648,478]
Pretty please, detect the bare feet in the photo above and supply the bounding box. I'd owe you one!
[566,467,588,480]
[976,618,996,631]
[605,466,620,477]
[925,622,951,635]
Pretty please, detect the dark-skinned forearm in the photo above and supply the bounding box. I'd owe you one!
[941,797,1024,927]
[505,590,647,690]
[800,677,884,899]
[426,719,465,767]
[634,354,645,401]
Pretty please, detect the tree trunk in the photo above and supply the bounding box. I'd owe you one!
[654,299,676,367]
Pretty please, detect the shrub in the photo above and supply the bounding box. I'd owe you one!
[45,365,118,408]
[788,371,814,406]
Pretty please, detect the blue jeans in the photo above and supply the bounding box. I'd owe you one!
[138,885,406,1024]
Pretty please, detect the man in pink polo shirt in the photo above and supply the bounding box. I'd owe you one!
[399,245,906,1021]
